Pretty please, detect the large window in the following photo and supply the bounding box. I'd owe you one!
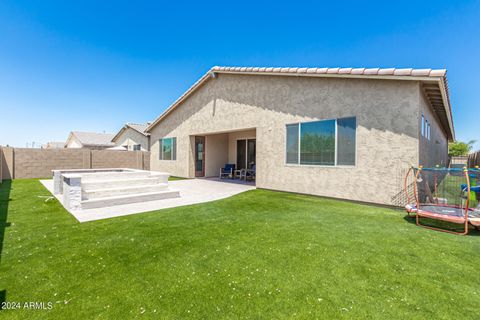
[286,117,356,166]
[300,119,336,165]
[286,124,299,164]
[337,117,356,165]
[159,137,176,160]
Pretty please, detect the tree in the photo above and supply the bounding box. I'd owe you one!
[448,140,477,156]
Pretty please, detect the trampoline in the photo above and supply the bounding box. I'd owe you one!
[404,166,480,235]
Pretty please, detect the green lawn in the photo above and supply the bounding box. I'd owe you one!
[0,179,479,319]
[168,176,189,181]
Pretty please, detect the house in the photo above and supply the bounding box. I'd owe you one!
[42,141,65,149]
[65,131,115,150]
[111,123,150,151]
[145,66,454,205]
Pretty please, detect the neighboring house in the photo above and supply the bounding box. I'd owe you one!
[65,131,115,150]
[145,66,454,205]
[42,141,65,149]
[111,123,150,151]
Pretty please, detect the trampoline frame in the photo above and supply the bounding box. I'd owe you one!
[405,166,472,235]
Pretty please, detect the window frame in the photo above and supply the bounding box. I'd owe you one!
[421,114,425,137]
[285,117,357,168]
[159,137,177,161]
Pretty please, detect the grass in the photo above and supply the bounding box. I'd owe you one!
[168,176,188,181]
[0,179,479,319]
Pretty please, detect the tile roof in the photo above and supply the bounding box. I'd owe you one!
[111,122,150,143]
[72,131,115,147]
[126,123,149,135]
[211,66,447,77]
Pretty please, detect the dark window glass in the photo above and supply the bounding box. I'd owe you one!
[300,120,335,165]
[237,140,246,170]
[286,124,299,164]
[158,139,163,160]
[337,117,356,165]
[247,139,256,168]
[172,137,177,160]
[160,137,176,160]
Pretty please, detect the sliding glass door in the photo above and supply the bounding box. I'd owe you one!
[236,139,256,170]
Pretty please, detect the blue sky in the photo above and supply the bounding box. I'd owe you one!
[0,0,479,150]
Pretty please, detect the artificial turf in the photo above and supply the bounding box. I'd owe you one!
[0,179,479,319]
[168,176,189,181]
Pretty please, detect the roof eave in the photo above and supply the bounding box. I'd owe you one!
[111,126,127,143]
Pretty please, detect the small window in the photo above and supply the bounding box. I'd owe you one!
[159,137,177,160]
[421,114,425,137]
[133,144,141,151]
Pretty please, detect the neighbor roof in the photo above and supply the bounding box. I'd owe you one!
[146,66,454,140]
[46,141,65,148]
[111,123,150,142]
[69,131,115,147]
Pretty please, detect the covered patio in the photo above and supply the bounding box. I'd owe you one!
[191,128,256,184]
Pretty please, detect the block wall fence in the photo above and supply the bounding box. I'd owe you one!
[0,147,150,180]
[468,152,480,168]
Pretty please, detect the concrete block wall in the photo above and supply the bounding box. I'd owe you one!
[91,150,145,169]
[1,147,14,180]
[143,151,151,170]
[0,147,151,180]
[13,148,90,179]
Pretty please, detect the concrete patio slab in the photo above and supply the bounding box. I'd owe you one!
[40,178,255,223]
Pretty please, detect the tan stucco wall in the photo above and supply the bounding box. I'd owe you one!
[204,133,228,177]
[149,74,422,205]
[418,89,449,167]
[65,135,83,148]
[114,128,150,151]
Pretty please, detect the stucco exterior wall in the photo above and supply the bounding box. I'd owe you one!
[149,74,421,205]
[65,136,82,148]
[114,128,150,151]
[418,89,449,167]
[204,133,228,177]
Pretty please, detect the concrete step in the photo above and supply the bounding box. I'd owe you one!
[82,183,169,200]
[81,189,180,209]
[81,171,152,182]
[82,177,164,191]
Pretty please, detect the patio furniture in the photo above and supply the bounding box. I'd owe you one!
[234,169,243,179]
[245,164,256,181]
[220,164,235,179]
